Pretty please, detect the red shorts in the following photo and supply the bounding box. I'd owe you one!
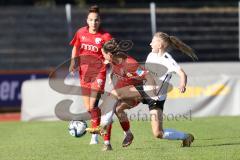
[79,69,106,95]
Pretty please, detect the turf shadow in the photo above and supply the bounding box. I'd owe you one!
[192,142,240,148]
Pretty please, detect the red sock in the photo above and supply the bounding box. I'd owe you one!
[120,121,130,132]
[103,123,112,141]
[90,107,101,128]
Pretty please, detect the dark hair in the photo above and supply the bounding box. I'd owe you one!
[103,39,119,54]
[103,38,133,58]
[103,39,128,59]
[89,5,100,14]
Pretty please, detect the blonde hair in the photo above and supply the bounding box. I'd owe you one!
[154,32,198,60]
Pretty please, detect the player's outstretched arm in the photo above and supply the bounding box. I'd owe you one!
[177,68,187,93]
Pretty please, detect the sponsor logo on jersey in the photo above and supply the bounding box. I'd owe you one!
[95,37,102,44]
[81,43,98,52]
[136,68,145,76]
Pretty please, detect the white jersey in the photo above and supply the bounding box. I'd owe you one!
[144,52,181,101]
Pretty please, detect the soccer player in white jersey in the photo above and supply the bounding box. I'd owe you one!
[114,32,198,147]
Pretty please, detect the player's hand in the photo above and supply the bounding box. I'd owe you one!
[179,85,186,93]
[69,66,75,76]
[69,59,76,76]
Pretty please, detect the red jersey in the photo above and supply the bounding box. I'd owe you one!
[70,26,112,85]
[112,56,148,88]
[70,26,112,59]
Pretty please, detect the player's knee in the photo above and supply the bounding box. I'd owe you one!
[115,105,124,113]
[117,93,127,100]
[110,90,119,99]
[111,90,125,100]
[153,131,164,139]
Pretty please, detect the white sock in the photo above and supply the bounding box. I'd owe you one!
[91,134,98,140]
[101,110,114,127]
[163,128,187,140]
[104,140,110,145]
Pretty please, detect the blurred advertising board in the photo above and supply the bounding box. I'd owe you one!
[0,70,49,109]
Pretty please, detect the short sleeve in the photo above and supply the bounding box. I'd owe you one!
[70,30,81,47]
[167,57,181,73]
[102,33,112,42]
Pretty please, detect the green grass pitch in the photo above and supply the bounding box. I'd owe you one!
[1,116,240,160]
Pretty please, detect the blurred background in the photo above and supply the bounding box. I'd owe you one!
[0,0,239,121]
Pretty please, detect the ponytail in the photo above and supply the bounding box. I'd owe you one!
[154,32,198,60]
[169,36,198,60]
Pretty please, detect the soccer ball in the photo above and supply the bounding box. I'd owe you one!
[68,120,87,137]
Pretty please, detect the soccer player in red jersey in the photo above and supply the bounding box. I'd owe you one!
[86,39,158,149]
[87,36,196,148]
[69,5,112,150]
